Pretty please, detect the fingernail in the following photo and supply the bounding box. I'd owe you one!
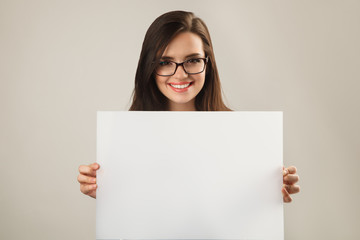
[92,178,96,183]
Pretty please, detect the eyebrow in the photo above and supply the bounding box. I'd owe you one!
[160,53,203,60]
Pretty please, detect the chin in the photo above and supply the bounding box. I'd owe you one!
[169,96,194,104]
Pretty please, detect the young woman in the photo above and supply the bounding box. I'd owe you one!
[77,11,300,202]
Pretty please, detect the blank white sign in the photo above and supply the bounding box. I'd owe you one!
[96,111,283,240]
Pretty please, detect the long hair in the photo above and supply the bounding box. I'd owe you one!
[129,10,231,111]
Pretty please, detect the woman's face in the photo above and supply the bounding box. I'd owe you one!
[155,32,206,110]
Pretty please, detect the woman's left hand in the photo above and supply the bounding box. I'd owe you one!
[282,166,300,203]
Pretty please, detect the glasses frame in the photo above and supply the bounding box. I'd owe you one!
[155,56,209,77]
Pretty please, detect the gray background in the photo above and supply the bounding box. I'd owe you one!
[1,0,359,239]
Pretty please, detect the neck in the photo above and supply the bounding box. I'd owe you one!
[168,99,196,111]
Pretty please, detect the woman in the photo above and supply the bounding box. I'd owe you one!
[77,10,300,202]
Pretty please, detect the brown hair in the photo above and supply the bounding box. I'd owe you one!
[129,10,231,111]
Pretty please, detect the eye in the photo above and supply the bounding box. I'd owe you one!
[186,58,201,63]
[159,61,171,66]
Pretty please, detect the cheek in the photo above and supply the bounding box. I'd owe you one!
[155,76,169,90]
[155,76,163,86]
[194,73,206,87]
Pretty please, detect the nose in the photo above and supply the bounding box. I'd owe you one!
[173,64,188,79]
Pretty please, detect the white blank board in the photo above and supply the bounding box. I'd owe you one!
[96,111,283,240]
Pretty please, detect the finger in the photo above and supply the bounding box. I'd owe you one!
[90,162,100,170]
[286,166,297,174]
[283,166,288,176]
[284,184,300,194]
[77,174,96,184]
[80,184,97,195]
[78,165,97,177]
[282,186,292,203]
[284,174,299,185]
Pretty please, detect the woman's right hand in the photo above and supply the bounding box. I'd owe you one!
[77,162,100,199]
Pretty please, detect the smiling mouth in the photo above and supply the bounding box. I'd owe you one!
[169,82,193,89]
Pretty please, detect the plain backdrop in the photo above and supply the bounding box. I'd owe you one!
[1,0,359,239]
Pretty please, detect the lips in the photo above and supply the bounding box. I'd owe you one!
[168,82,193,92]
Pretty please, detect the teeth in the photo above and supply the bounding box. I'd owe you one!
[170,83,191,89]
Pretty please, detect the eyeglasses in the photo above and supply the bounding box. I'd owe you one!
[155,57,208,76]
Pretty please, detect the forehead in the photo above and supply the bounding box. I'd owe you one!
[162,32,204,59]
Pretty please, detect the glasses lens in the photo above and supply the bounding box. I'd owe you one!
[184,59,205,74]
[156,61,176,76]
